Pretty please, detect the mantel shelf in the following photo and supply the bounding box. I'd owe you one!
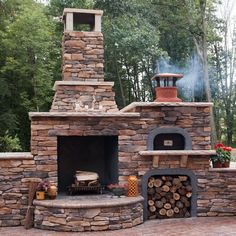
[139,150,215,168]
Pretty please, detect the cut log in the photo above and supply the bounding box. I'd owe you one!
[155,200,164,208]
[148,181,154,188]
[170,198,176,205]
[149,205,156,212]
[165,181,172,187]
[164,203,172,210]
[154,179,163,187]
[174,207,180,213]
[178,188,187,196]
[176,201,184,209]
[149,215,156,220]
[155,187,162,193]
[173,178,181,186]
[186,192,192,198]
[160,191,167,197]
[165,192,173,200]
[159,208,167,216]
[173,192,180,200]
[170,186,177,193]
[186,185,192,192]
[180,196,188,204]
[166,209,174,217]
[162,185,170,192]
[160,197,167,204]
[185,201,190,208]
[149,177,155,183]
[148,200,155,206]
[185,211,191,217]
[147,188,155,195]
[179,176,188,182]
[155,193,162,199]
[161,176,167,181]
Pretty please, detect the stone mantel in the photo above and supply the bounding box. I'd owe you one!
[139,150,215,168]
[121,102,213,112]
[53,81,115,90]
[29,112,140,119]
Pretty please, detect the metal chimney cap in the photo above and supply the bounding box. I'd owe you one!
[151,73,183,80]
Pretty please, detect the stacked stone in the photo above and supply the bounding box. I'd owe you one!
[63,31,104,81]
[197,169,236,217]
[50,83,118,112]
[34,202,143,232]
[0,153,36,227]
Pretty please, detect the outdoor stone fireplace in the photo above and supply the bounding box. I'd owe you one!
[1,7,236,232]
[28,8,215,230]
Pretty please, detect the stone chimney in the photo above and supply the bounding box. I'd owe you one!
[50,8,118,113]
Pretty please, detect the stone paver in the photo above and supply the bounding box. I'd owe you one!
[1,217,236,236]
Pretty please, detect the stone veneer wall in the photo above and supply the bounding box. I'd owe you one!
[197,169,236,216]
[63,31,104,81]
[0,153,35,227]
[50,82,118,112]
[34,200,143,231]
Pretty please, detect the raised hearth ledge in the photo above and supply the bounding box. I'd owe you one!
[29,112,140,119]
[53,81,114,90]
[121,102,213,112]
[139,150,215,168]
[33,195,144,208]
[0,152,33,160]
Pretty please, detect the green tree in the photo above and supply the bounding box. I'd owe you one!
[0,0,56,150]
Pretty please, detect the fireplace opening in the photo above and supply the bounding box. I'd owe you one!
[58,136,118,193]
[154,133,185,150]
[142,169,197,220]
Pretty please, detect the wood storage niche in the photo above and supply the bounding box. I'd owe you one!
[147,175,192,220]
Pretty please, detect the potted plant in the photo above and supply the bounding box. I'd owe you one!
[107,183,128,197]
[36,181,50,200]
[211,143,232,168]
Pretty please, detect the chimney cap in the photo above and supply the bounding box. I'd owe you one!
[63,8,103,17]
[151,73,183,80]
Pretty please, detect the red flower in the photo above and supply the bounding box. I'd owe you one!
[214,143,224,149]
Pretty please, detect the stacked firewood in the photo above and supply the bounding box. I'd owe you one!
[147,175,192,219]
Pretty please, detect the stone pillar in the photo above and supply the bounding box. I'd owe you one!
[62,9,104,82]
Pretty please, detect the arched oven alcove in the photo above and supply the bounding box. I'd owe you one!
[147,127,192,150]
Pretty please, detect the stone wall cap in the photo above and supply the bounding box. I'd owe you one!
[209,167,236,172]
[53,81,114,90]
[63,8,103,16]
[29,112,140,119]
[139,150,216,156]
[121,102,213,112]
[34,195,144,209]
[0,152,33,160]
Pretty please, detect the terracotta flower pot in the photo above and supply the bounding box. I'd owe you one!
[222,161,230,168]
[212,161,223,168]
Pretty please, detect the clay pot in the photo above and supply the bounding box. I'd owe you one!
[155,87,182,102]
[212,161,223,168]
[222,161,230,168]
[48,186,57,199]
[36,191,45,200]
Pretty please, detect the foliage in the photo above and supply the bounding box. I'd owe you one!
[0,0,57,150]
[0,131,22,152]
